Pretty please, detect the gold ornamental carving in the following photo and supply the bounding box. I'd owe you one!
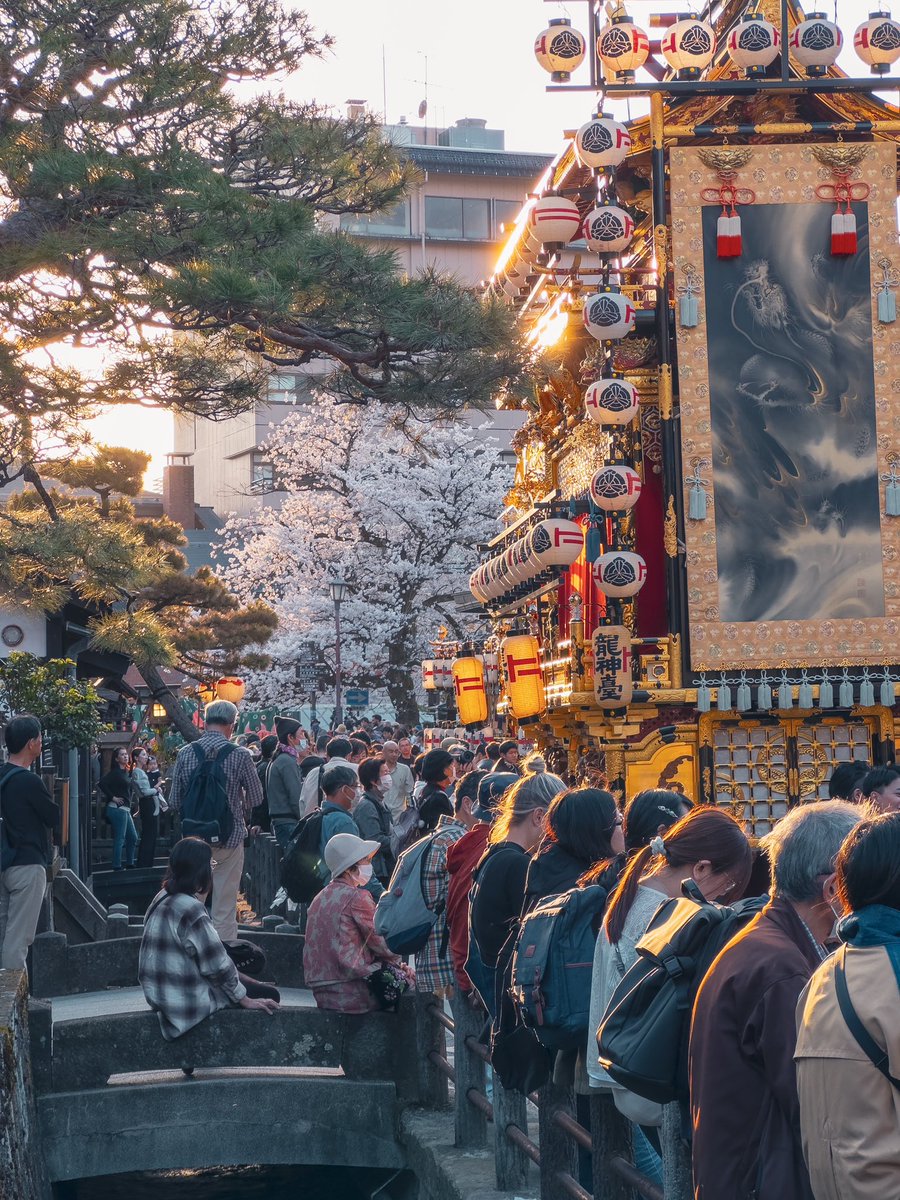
[811,144,870,173]
[697,146,754,176]
[664,495,678,558]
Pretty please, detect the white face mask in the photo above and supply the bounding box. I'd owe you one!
[297,739,309,751]
[356,862,374,884]
[379,773,393,793]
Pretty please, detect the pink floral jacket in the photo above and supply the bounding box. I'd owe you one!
[303,878,401,1013]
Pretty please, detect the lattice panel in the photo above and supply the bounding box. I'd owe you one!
[799,723,871,803]
[714,724,789,836]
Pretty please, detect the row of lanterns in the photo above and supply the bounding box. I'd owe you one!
[421,640,547,724]
[470,518,585,604]
[534,9,900,81]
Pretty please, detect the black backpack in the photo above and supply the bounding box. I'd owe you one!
[180,742,236,845]
[597,882,767,1104]
[280,810,326,903]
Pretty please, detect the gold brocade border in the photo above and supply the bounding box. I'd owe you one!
[670,141,900,670]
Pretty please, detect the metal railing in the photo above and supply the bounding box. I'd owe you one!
[427,1001,691,1200]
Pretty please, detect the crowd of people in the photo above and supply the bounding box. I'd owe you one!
[6,700,900,1197]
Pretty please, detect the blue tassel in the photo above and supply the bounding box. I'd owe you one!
[778,672,793,709]
[860,670,875,708]
[689,486,707,521]
[887,482,900,517]
[879,288,897,323]
[585,521,602,563]
[697,675,711,713]
[717,681,732,711]
[680,292,699,327]
[798,671,813,709]
[757,674,772,709]
[818,671,834,709]
[881,674,896,707]
[736,675,752,712]
[839,672,854,707]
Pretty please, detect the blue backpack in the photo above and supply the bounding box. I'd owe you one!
[510,883,608,1052]
[375,830,443,956]
[180,743,236,845]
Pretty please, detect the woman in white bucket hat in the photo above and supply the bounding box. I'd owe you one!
[304,833,414,1012]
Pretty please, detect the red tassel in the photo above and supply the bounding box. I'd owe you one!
[842,210,857,255]
[831,210,844,254]
[717,211,742,258]
[730,211,742,257]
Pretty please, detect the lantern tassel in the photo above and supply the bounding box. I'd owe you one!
[818,672,834,709]
[757,674,772,709]
[680,292,699,327]
[831,210,844,254]
[717,211,741,258]
[839,672,854,707]
[878,288,897,324]
[697,675,711,713]
[843,209,857,255]
[881,674,896,707]
[860,669,875,708]
[689,484,707,521]
[717,681,732,711]
[887,480,900,517]
[736,675,752,712]
[778,673,793,710]
[798,672,813,709]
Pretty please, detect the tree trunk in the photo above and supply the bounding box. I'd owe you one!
[141,663,200,743]
[385,664,420,728]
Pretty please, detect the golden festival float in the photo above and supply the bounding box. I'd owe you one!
[427,0,900,834]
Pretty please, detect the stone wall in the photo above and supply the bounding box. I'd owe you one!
[0,970,50,1200]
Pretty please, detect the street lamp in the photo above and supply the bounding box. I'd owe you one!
[330,578,349,727]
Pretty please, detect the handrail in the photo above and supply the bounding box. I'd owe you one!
[426,1001,689,1200]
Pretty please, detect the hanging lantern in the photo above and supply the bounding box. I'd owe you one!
[452,657,489,726]
[215,677,245,705]
[437,660,454,689]
[582,205,635,255]
[597,15,650,81]
[574,115,632,170]
[529,519,585,569]
[582,288,636,342]
[854,11,900,73]
[483,651,500,687]
[422,660,439,691]
[589,464,643,512]
[790,13,842,76]
[528,194,582,247]
[593,551,647,598]
[469,565,487,603]
[727,14,780,77]
[500,634,546,720]
[592,626,634,709]
[661,15,717,78]
[534,18,587,81]
[584,376,639,426]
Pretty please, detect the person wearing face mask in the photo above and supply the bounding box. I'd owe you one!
[266,717,307,851]
[303,833,414,1013]
[689,800,863,1200]
[354,757,396,886]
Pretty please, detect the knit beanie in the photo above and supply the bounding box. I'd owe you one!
[275,716,302,744]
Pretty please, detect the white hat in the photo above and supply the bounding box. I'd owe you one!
[324,832,380,879]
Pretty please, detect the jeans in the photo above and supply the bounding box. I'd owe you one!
[271,819,296,853]
[106,803,138,868]
[136,795,158,868]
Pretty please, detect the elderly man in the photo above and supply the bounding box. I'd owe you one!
[690,800,863,1200]
[300,736,357,815]
[381,740,414,819]
[168,700,263,943]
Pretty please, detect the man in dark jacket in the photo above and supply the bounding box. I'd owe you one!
[0,715,60,969]
[690,800,862,1200]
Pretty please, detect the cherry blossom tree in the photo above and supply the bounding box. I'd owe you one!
[220,404,509,724]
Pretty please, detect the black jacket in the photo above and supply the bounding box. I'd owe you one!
[470,842,529,968]
[0,763,59,867]
[524,843,592,910]
[354,790,394,880]
[98,765,132,806]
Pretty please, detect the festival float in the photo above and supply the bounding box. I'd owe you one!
[437,0,900,833]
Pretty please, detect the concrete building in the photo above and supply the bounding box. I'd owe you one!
[174,116,553,516]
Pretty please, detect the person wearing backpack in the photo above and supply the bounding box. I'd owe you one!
[796,811,900,1200]
[168,700,263,943]
[300,736,355,816]
[266,717,306,851]
[691,800,862,1200]
[0,715,59,970]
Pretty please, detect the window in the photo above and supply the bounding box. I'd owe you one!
[493,199,522,239]
[250,454,275,494]
[340,200,410,237]
[425,196,491,240]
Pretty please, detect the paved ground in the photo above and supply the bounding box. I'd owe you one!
[50,986,315,1023]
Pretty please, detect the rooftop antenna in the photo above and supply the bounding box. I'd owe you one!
[417,54,428,137]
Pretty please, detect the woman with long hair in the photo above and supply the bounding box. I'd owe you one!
[623,789,693,855]
[97,746,139,871]
[132,745,162,868]
[526,785,626,908]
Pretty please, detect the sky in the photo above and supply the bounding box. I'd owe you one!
[89,0,885,489]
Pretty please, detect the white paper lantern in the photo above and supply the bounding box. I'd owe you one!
[483,651,500,686]
[422,660,440,690]
[574,116,632,170]
[529,194,582,247]
[661,15,717,77]
[529,519,585,569]
[582,205,635,255]
[584,376,640,426]
[854,11,900,72]
[534,18,587,80]
[582,288,636,342]
[597,16,650,80]
[790,12,842,75]
[508,537,532,585]
[727,14,780,76]
[470,565,488,603]
[590,465,643,512]
[434,660,453,689]
[592,551,648,598]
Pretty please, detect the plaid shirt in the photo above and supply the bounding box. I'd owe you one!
[138,890,247,1039]
[415,816,467,994]
[168,731,262,849]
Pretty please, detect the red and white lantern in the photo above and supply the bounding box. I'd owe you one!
[534,18,587,81]
[590,465,643,512]
[582,205,635,255]
[854,11,900,73]
[529,195,582,247]
[529,519,585,569]
[661,15,716,78]
[790,12,842,76]
[592,551,648,598]
[422,660,440,691]
[582,288,636,342]
[574,116,632,170]
[597,16,650,81]
[584,376,639,426]
[727,14,780,77]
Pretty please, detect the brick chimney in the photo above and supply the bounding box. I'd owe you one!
[162,453,197,530]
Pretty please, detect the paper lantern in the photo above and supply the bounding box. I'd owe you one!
[507,537,532,585]
[452,657,489,726]
[790,13,842,75]
[582,205,635,255]
[215,677,245,704]
[500,634,546,720]
[597,16,650,81]
[483,652,500,686]
[854,11,900,72]
[593,551,648,598]
[727,14,780,76]
[582,288,636,342]
[574,116,632,170]
[469,564,489,603]
[529,519,585,569]
[592,625,633,709]
[534,18,587,81]
[661,15,717,78]
[436,660,453,689]
[590,465,643,512]
[584,376,639,425]
[529,194,582,247]
[422,660,440,691]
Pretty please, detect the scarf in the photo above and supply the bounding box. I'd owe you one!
[838,903,900,992]
[277,743,299,759]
